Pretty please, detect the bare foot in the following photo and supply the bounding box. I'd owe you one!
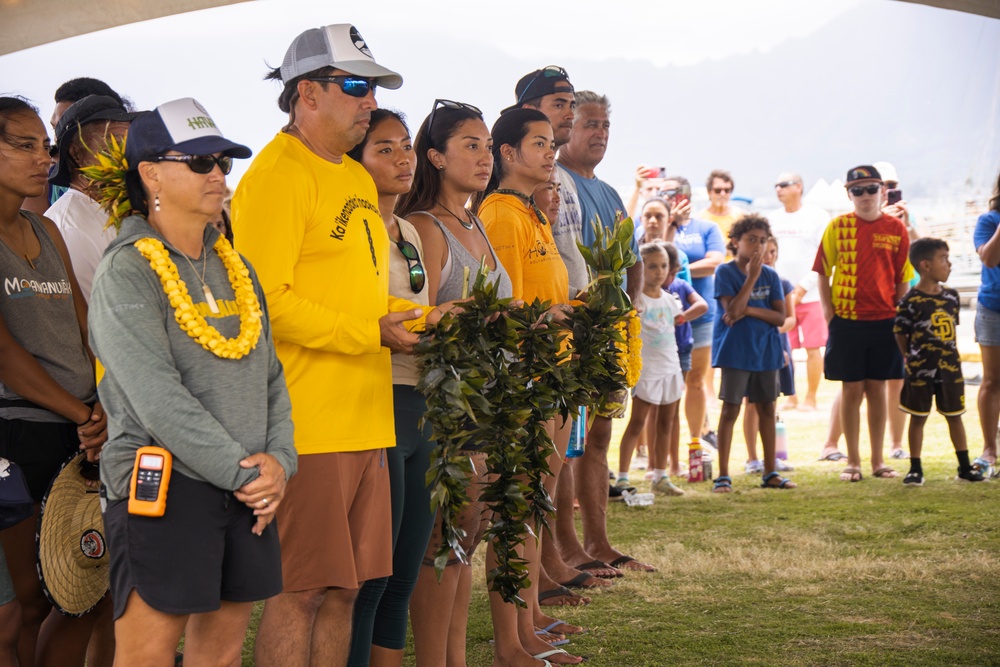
[780,400,798,411]
[799,401,817,412]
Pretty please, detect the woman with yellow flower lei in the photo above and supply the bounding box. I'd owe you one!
[85,98,297,666]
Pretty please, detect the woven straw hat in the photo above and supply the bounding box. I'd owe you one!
[36,453,109,616]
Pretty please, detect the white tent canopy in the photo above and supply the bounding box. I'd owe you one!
[0,0,997,56]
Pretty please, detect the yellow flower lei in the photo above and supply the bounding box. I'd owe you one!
[134,236,263,359]
[614,309,643,387]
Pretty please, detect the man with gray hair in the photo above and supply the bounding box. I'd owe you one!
[556,90,654,576]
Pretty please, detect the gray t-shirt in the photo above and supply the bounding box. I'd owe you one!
[89,215,297,500]
[0,211,96,422]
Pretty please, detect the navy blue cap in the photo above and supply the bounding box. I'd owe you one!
[50,95,138,186]
[125,98,251,170]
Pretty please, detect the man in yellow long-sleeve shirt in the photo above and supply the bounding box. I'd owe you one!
[232,24,434,667]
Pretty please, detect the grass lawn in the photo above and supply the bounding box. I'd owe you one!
[240,370,1000,666]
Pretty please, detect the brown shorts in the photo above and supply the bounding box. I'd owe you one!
[276,450,392,591]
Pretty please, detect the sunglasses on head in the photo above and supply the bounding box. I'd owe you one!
[154,154,233,175]
[395,239,426,293]
[515,65,570,104]
[849,184,881,196]
[307,75,375,98]
[426,99,483,148]
[775,180,798,189]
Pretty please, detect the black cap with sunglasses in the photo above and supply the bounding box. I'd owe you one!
[125,97,251,174]
[501,66,574,114]
[844,165,883,197]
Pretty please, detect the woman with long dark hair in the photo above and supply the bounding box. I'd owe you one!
[0,96,107,667]
[476,108,583,666]
[397,100,513,666]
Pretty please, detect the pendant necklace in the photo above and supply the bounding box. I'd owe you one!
[181,245,220,314]
[0,218,36,269]
[436,200,475,230]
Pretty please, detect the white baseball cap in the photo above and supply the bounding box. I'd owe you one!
[279,24,402,89]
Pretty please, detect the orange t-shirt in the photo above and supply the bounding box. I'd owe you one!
[479,192,569,306]
[812,212,914,321]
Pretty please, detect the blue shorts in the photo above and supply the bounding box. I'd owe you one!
[691,318,713,350]
[975,305,1000,347]
[679,347,692,372]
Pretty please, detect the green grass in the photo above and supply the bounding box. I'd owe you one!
[239,376,1000,666]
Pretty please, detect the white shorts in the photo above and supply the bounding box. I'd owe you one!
[632,372,684,406]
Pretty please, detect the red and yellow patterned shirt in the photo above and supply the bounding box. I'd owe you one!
[812,213,914,321]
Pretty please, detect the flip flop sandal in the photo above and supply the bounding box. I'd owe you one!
[534,648,585,663]
[538,586,590,607]
[558,572,607,589]
[712,475,733,493]
[872,467,898,478]
[818,451,848,462]
[573,559,622,578]
[539,620,588,636]
[840,467,863,482]
[610,555,656,572]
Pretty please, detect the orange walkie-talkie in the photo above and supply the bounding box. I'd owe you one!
[128,446,173,516]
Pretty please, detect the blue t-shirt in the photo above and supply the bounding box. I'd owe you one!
[666,277,696,353]
[974,210,1000,312]
[673,218,725,324]
[565,168,639,291]
[711,261,784,372]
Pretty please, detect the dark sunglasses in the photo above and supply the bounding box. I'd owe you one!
[711,187,733,194]
[396,239,426,293]
[154,154,233,175]
[47,144,59,158]
[515,66,570,104]
[426,99,483,148]
[307,75,375,98]
[775,180,798,189]
[657,188,680,199]
[849,184,881,196]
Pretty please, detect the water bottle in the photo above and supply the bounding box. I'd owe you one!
[566,406,586,459]
[688,436,704,483]
[622,489,655,506]
[775,414,788,461]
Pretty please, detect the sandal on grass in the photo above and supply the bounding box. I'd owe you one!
[872,466,898,478]
[761,471,797,489]
[572,559,622,579]
[538,586,590,607]
[840,467,862,482]
[609,555,656,572]
[558,572,609,589]
[818,451,848,462]
[539,620,587,636]
[534,648,585,664]
[712,475,732,493]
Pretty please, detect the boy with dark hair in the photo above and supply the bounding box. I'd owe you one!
[711,214,797,492]
[894,238,985,485]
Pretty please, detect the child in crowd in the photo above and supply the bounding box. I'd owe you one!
[617,242,686,495]
[743,236,796,474]
[711,216,797,492]
[893,238,985,485]
[663,242,708,476]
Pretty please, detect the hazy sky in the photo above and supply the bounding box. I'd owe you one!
[1,0,973,199]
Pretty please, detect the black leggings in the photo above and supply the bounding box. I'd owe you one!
[347,385,437,663]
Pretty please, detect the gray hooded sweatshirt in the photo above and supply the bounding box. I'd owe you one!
[89,215,296,500]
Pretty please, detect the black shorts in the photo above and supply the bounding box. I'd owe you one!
[0,417,78,502]
[899,377,965,417]
[824,316,904,382]
[104,472,282,619]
